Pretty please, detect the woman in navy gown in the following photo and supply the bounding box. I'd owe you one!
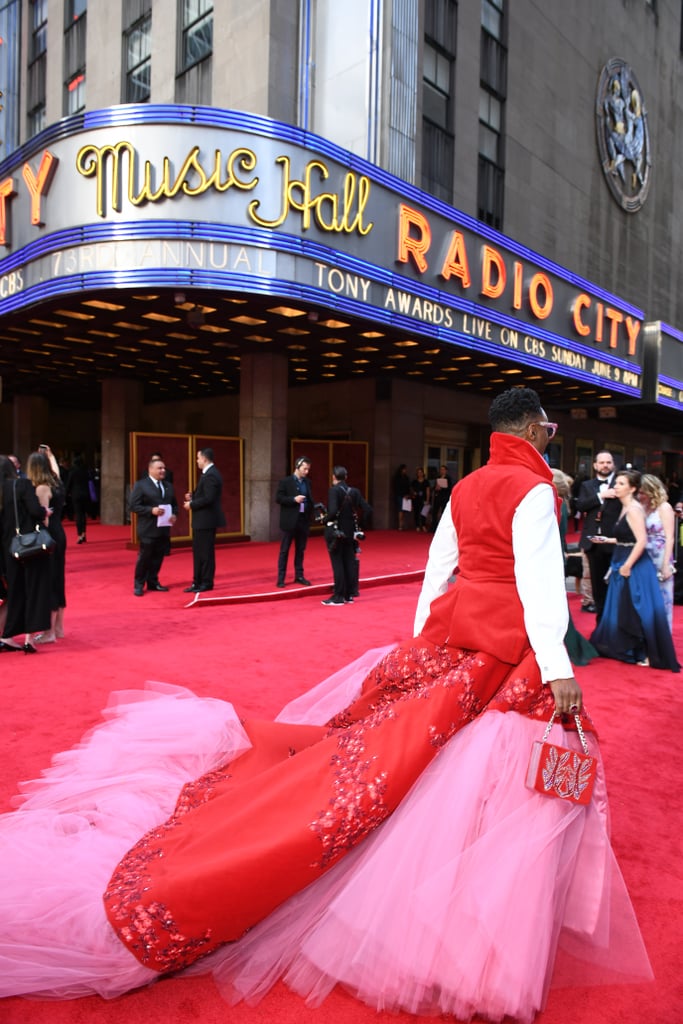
[590,469,679,671]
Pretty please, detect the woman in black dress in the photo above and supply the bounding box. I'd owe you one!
[0,454,52,653]
[28,448,67,644]
[411,467,431,532]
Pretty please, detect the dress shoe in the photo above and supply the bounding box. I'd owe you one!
[581,602,597,613]
[134,585,145,597]
[321,597,344,606]
[148,584,169,592]
[77,535,86,544]
[276,581,285,588]
[295,577,312,586]
[0,640,24,653]
[184,585,199,593]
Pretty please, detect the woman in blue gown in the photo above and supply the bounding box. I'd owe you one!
[590,469,679,671]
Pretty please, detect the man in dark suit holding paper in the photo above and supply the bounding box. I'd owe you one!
[575,450,621,620]
[275,456,313,587]
[183,448,226,593]
[130,457,177,596]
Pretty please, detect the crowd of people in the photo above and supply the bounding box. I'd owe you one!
[0,447,69,653]
[0,388,656,1021]
[389,448,680,673]
[392,463,454,533]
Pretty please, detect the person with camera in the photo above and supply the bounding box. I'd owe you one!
[322,467,369,606]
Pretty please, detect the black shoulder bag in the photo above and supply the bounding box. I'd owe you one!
[9,480,56,560]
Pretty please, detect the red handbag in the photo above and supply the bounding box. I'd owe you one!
[526,711,596,805]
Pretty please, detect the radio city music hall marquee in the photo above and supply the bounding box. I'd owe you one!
[0,107,644,395]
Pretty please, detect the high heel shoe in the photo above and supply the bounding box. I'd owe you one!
[77,535,86,544]
[32,633,56,645]
[23,642,38,654]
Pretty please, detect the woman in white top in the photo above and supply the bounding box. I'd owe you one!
[638,473,676,630]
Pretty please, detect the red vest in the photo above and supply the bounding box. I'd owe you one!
[420,433,556,665]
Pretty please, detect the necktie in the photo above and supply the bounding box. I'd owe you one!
[157,481,164,499]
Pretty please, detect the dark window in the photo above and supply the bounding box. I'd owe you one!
[477,0,506,227]
[421,0,457,202]
[28,104,47,138]
[30,0,48,60]
[65,0,87,23]
[124,15,152,102]
[28,0,48,138]
[66,72,86,115]
[481,0,503,40]
[181,0,213,71]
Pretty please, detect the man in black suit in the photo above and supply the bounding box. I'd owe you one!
[183,448,225,593]
[130,456,177,596]
[275,456,313,587]
[674,502,683,605]
[575,450,621,619]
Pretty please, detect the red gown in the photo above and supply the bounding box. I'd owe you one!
[0,434,653,1020]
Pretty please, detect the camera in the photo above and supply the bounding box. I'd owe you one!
[313,502,327,524]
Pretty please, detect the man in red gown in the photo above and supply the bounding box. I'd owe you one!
[104,387,583,973]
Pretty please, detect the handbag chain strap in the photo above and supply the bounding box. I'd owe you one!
[12,478,21,536]
[12,477,42,537]
[542,710,590,756]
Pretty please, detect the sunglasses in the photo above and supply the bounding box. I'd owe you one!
[530,421,558,439]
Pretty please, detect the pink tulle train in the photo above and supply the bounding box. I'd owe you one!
[0,652,652,1021]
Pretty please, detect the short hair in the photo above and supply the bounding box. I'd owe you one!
[615,468,641,491]
[199,447,214,462]
[148,456,164,468]
[295,456,311,469]
[639,473,667,509]
[489,387,543,433]
[333,465,347,481]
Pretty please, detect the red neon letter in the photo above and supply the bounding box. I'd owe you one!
[572,293,591,337]
[397,204,431,273]
[528,273,553,319]
[0,177,17,247]
[440,230,471,288]
[480,245,506,298]
[624,316,641,356]
[512,261,523,309]
[22,150,58,227]
[604,307,624,349]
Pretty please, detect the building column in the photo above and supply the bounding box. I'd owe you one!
[100,378,143,525]
[239,352,288,541]
[12,395,50,464]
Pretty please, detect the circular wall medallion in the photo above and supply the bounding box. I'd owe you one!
[596,57,651,213]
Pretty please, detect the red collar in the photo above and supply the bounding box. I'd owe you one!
[488,432,553,483]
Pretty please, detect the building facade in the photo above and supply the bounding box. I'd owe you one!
[0,0,680,535]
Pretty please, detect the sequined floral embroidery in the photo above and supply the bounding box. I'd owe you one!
[173,764,233,817]
[104,821,217,971]
[311,645,486,867]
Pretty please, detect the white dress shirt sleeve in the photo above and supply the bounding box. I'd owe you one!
[413,483,573,684]
[513,483,572,682]
[413,504,459,636]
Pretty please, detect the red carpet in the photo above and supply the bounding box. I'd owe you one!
[1,522,681,1023]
